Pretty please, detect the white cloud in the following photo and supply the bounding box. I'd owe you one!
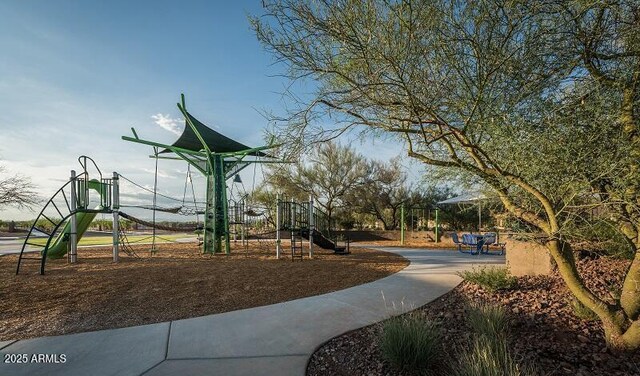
[151,113,183,135]
[140,168,178,179]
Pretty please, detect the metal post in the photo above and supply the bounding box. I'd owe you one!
[151,147,159,255]
[290,201,295,229]
[241,221,246,247]
[69,170,78,263]
[276,194,281,259]
[210,154,229,254]
[435,208,440,243]
[411,207,414,235]
[309,195,314,258]
[400,203,405,245]
[112,172,119,263]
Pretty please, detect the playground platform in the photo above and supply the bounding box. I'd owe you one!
[0,247,504,376]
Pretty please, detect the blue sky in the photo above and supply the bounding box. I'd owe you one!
[0,1,412,220]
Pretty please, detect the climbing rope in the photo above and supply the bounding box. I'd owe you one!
[117,228,140,258]
[119,211,202,232]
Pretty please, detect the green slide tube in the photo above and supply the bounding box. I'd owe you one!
[46,179,108,259]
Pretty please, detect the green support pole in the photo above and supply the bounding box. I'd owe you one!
[212,154,228,254]
[435,208,440,243]
[221,162,231,255]
[400,203,405,245]
[204,164,215,254]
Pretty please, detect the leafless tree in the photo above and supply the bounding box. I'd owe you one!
[0,165,39,209]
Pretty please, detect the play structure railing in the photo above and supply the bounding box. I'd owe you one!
[274,198,348,257]
[76,177,113,210]
[278,199,332,235]
[313,206,331,236]
[228,199,245,225]
[279,200,309,230]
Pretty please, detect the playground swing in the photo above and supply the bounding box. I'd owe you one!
[120,145,271,256]
[117,154,204,253]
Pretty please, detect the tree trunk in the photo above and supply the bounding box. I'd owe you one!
[380,218,390,231]
[621,239,640,320]
[545,238,640,351]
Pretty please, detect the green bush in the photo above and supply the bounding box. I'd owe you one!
[379,314,444,375]
[568,298,598,321]
[458,267,517,292]
[468,304,510,340]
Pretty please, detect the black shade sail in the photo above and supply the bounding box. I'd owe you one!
[161,111,267,156]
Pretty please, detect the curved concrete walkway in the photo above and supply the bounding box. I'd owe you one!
[0,247,504,376]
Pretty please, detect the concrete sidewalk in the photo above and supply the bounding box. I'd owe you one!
[0,247,504,376]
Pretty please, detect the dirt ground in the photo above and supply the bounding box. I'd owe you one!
[0,241,408,341]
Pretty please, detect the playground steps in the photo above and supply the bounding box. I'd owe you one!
[290,231,304,261]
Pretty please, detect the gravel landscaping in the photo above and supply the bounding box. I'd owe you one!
[308,255,640,376]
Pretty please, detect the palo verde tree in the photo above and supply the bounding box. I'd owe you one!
[567,2,640,329]
[263,141,370,226]
[349,157,410,230]
[253,0,640,350]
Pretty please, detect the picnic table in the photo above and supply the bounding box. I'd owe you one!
[452,232,505,255]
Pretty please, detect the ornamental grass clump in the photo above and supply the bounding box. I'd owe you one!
[454,336,532,376]
[467,303,510,340]
[458,267,517,292]
[453,304,535,376]
[379,314,444,375]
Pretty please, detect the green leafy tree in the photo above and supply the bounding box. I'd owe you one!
[253,0,640,350]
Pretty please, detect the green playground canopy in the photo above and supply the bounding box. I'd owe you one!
[161,111,267,157]
[123,94,279,255]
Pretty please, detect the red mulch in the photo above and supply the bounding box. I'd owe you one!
[307,255,640,376]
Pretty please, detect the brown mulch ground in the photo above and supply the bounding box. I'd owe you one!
[0,242,408,341]
[308,255,640,376]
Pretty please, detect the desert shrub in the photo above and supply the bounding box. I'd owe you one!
[379,314,444,375]
[454,336,534,376]
[454,304,534,376]
[458,267,517,292]
[568,298,599,321]
[468,304,510,340]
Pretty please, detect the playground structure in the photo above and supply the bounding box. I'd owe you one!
[275,197,350,257]
[122,94,280,255]
[399,203,441,245]
[15,96,352,273]
[16,156,120,275]
[15,156,349,274]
